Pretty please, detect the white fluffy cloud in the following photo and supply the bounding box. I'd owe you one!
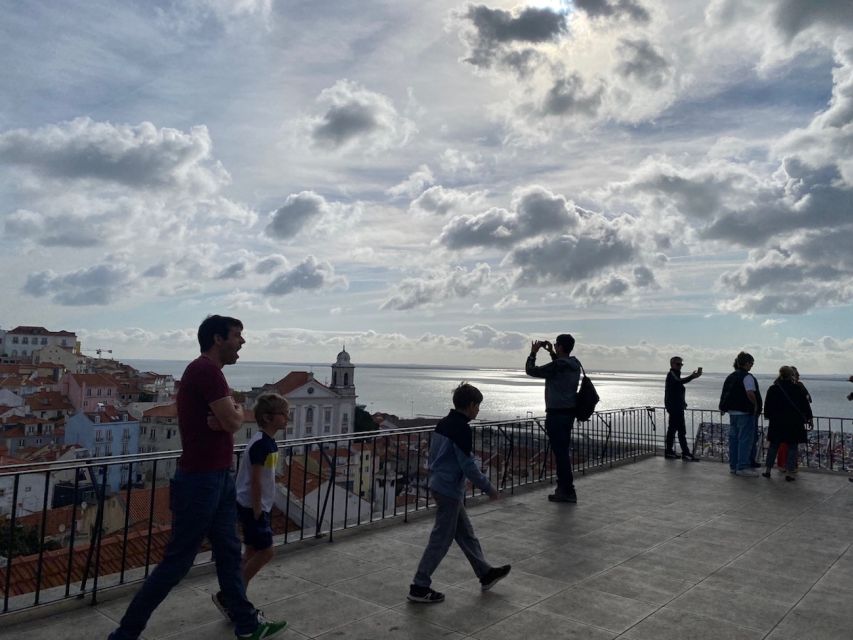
[306,80,416,152]
[380,263,494,311]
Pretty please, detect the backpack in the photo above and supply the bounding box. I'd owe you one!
[575,363,600,421]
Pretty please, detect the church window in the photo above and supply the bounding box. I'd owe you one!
[344,373,348,386]
[306,407,313,422]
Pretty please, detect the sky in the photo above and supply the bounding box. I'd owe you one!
[0,0,852,374]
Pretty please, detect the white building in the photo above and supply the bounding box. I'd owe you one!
[252,348,358,440]
[1,326,78,361]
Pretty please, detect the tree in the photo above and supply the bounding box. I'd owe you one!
[0,517,59,558]
[354,405,378,433]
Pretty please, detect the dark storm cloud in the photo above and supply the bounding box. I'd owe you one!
[312,102,378,148]
[573,0,650,23]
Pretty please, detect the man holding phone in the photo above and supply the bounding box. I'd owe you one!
[664,356,703,461]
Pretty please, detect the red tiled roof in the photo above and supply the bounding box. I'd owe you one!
[68,373,118,388]
[27,391,73,412]
[269,372,312,395]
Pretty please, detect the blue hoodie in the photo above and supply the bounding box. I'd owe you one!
[428,409,495,500]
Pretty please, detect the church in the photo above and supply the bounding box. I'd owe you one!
[248,347,357,440]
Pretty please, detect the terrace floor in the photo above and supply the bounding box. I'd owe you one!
[3,457,853,640]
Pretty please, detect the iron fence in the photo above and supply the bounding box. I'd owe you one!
[645,406,853,471]
[0,407,656,615]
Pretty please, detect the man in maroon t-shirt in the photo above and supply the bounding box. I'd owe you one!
[109,316,287,640]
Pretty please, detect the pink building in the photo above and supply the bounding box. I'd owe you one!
[61,373,119,413]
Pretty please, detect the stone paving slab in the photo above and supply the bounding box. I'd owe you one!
[1,457,851,639]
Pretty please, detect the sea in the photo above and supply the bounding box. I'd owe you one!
[125,360,853,422]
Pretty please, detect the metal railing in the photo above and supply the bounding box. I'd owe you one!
[645,406,853,471]
[0,407,657,615]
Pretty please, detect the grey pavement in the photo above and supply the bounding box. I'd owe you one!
[2,457,852,639]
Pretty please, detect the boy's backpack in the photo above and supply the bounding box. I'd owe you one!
[575,364,600,421]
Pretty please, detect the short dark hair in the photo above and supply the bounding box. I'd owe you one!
[198,315,243,352]
[555,334,575,353]
[452,382,483,410]
[734,351,754,369]
[670,356,683,366]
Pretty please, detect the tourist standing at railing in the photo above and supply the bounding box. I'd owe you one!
[108,315,287,640]
[408,382,510,604]
[664,356,702,461]
[762,366,812,482]
[719,351,763,477]
[526,334,582,503]
[775,366,812,472]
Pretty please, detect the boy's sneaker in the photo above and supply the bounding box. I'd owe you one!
[407,585,445,603]
[664,451,679,459]
[480,565,511,591]
[548,488,577,503]
[212,591,235,621]
[236,620,288,639]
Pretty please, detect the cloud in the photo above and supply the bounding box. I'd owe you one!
[540,73,606,117]
[262,255,347,296]
[771,0,853,40]
[216,261,247,280]
[573,0,650,23]
[459,323,528,350]
[506,212,642,286]
[380,263,493,310]
[254,254,288,274]
[0,117,224,190]
[439,185,579,249]
[266,191,358,239]
[615,38,671,89]
[0,117,255,251]
[308,80,415,152]
[387,164,434,198]
[457,4,567,72]
[409,186,484,216]
[22,262,134,306]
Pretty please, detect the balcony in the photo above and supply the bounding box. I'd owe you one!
[1,410,852,639]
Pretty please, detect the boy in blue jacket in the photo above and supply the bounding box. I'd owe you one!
[408,382,511,604]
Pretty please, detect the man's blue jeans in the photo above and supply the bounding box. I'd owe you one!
[728,414,756,472]
[110,469,257,639]
[545,411,576,494]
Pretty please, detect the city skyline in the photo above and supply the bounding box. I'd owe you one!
[1,1,852,373]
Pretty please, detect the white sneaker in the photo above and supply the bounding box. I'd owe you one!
[737,469,759,477]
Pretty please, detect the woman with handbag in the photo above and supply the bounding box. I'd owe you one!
[762,366,812,482]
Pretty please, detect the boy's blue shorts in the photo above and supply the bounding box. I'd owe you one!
[236,504,273,551]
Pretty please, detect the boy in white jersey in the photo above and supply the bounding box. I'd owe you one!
[213,393,286,616]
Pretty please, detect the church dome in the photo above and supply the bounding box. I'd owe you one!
[335,347,351,364]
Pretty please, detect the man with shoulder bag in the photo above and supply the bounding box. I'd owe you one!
[719,351,762,477]
[526,334,583,503]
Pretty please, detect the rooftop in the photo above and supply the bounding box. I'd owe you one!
[4,457,852,640]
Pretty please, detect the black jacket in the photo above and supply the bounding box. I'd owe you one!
[665,370,688,412]
[764,380,812,444]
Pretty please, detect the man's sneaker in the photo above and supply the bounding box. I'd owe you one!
[408,585,445,603]
[737,469,759,477]
[212,591,234,621]
[785,475,797,482]
[480,565,511,591]
[236,620,288,639]
[664,451,679,459]
[761,471,771,478]
[682,454,700,462]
